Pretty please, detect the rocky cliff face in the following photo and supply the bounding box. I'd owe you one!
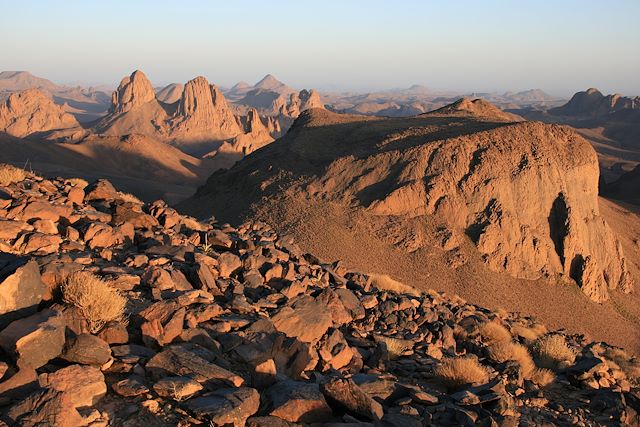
[284,89,324,118]
[0,89,79,137]
[168,76,242,140]
[1,166,639,425]
[183,107,633,303]
[109,70,157,115]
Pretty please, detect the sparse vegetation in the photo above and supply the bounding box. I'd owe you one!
[479,321,512,345]
[488,341,535,376]
[511,323,547,342]
[0,163,28,186]
[488,340,556,386]
[118,191,143,204]
[434,356,490,390]
[532,334,576,370]
[369,273,420,296]
[603,347,640,384]
[530,367,556,386]
[61,271,127,333]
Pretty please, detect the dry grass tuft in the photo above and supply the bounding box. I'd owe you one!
[369,273,420,296]
[511,323,547,342]
[488,341,535,377]
[532,334,576,370]
[603,347,640,384]
[479,321,512,345]
[61,271,127,333]
[0,164,28,186]
[434,356,489,390]
[530,367,556,387]
[117,191,143,204]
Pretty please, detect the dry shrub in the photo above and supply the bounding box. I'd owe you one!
[488,341,535,377]
[511,323,547,342]
[61,271,127,333]
[532,334,576,370]
[434,356,489,390]
[378,335,414,360]
[0,164,27,186]
[604,347,640,383]
[530,368,556,387]
[479,321,512,345]
[369,273,420,296]
[117,191,143,204]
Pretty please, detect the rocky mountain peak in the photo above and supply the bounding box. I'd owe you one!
[110,70,156,114]
[284,89,325,117]
[169,76,241,139]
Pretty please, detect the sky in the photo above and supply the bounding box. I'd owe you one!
[1,0,638,96]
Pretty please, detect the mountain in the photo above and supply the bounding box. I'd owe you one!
[0,71,111,122]
[96,70,274,157]
[426,98,524,122]
[180,105,640,350]
[96,70,169,137]
[155,83,184,104]
[253,73,294,95]
[0,71,59,92]
[167,75,242,143]
[0,89,80,138]
[284,89,325,117]
[550,88,640,117]
[606,165,640,205]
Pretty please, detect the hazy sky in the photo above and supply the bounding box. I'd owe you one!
[1,0,638,96]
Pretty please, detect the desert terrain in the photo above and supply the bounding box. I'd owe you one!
[0,66,640,425]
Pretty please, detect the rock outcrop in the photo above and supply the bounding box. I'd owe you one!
[551,88,640,117]
[109,70,157,115]
[168,76,242,141]
[0,169,639,425]
[427,97,523,122]
[183,106,633,303]
[0,89,79,137]
[283,89,325,118]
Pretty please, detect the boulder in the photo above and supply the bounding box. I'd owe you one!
[153,376,203,400]
[146,345,244,387]
[265,380,332,423]
[187,387,260,426]
[272,294,333,343]
[0,257,45,328]
[38,364,107,407]
[0,308,65,369]
[61,333,112,366]
[320,377,384,420]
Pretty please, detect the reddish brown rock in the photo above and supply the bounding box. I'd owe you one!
[146,345,244,387]
[0,258,45,327]
[265,380,332,423]
[0,89,79,137]
[0,308,65,369]
[320,377,384,421]
[38,364,107,407]
[61,333,112,366]
[272,294,333,343]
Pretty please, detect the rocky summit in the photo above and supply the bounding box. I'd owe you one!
[0,165,638,426]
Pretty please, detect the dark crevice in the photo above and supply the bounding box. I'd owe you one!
[548,193,569,267]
